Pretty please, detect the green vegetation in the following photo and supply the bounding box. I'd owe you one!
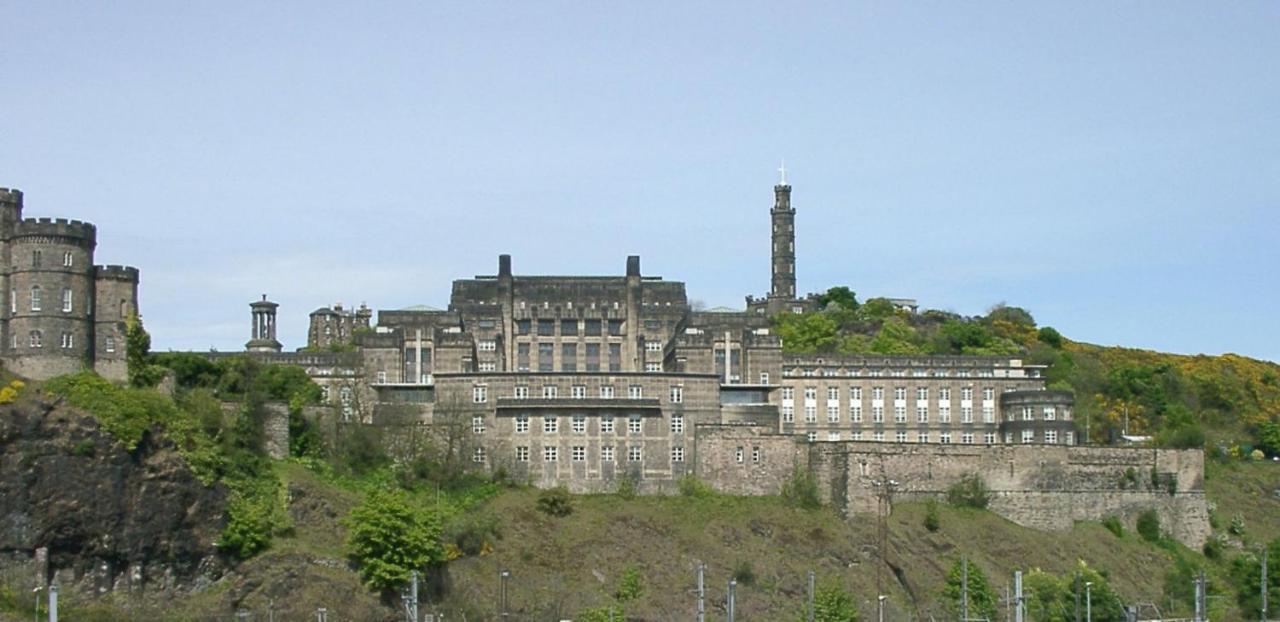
[809,582,859,621]
[536,486,574,517]
[344,488,445,590]
[945,474,990,509]
[1136,509,1161,543]
[942,558,998,621]
[781,465,822,509]
[1102,515,1124,539]
[923,498,941,532]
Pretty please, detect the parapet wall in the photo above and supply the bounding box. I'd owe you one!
[806,442,1209,548]
[14,217,97,245]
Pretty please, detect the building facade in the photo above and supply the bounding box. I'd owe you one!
[0,187,140,381]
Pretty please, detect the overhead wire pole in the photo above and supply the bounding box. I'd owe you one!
[696,563,705,622]
[1262,547,1269,622]
[961,557,969,622]
[808,569,816,622]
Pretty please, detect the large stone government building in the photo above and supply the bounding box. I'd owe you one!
[248,180,1079,485]
[0,188,140,381]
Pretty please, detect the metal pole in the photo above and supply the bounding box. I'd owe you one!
[33,586,41,622]
[411,570,420,622]
[697,563,705,622]
[727,579,736,622]
[878,594,886,622]
[500,569,510,619]
[961,557,969,622]
[1014,571,1023,622]
[1263,547,1269,622]
[47,586,57,622]
[1086,582,1093,622]
[808,569,816,622]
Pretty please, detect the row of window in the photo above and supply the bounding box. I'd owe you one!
[496,413,683,435]
[784,405,997,424]
[515,318,627,337]
[29,250,76,268]
[801,430,1073,444]
[783,386,998,401]
[785,368,1034,379]
[474,384,683,403]
[493,444,670,464]
[12,330,112,350]
[10,287,75,313]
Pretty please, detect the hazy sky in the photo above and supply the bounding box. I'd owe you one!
[2,3,1277,362]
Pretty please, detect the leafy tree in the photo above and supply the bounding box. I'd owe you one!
[817,286,859,311]
[1257,420,1280,457]
[336,423,390,475]
[1136,509,1161,542]
[943,558,998,622]
[781,465,822,509]
[345,488,445,590]
[858,297,896,321]
[775,312,841,353]
[924,498,941,532]
[946,474,990,509]
[869,317,922,354]
[1037,326,1064,348]
[575,605,626,622]
[1229,538,1280,619]
[985,304,1036,328]
[614,566,644,603]
[537,486,574,517]
[809,582,859,622]
[124,314,166,388]
[936,320,996,354]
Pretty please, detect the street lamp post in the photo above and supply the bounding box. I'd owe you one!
[1086,581,1093,622]
[32,586,42,622]
[878,594,887,622]
[500,569,511,619]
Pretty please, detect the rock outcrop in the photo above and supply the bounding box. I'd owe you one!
[0,394,228,597]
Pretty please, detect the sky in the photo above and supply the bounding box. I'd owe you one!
[1,3,1277,362]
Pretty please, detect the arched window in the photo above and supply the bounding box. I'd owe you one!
[32,249,41,268]
[62,288,72,313]
[119,299,129,318]
[30,286,41,311]
[28,330,42,348]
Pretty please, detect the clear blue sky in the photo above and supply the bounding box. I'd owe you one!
[2,3,1277,361]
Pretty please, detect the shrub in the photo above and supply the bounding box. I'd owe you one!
[1037,326,1064,348]
[218,477,291,559]
[575,605,625,622]
[1203,537,1222,559]
[71,438,96,457]
[781,466,822,509]
[678,474,715,498]
[1229,513,1246,536]
[732,560,756,586]
[615,472,638,499]
[946,474,990,509]
[447,511,501,556]
[614,565,644,603]
[1136,509,1161,542]
[811,582,860,622]
[924,498,941,532]
[345,488,445,590]
[1102,516,1124,538]
[536,486,573,517]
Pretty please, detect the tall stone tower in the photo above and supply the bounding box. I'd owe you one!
[246,295,282,353]
[770,175,796,300]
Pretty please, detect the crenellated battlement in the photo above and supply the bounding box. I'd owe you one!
[0,187,23,206]
[14,217,97,243]
[95,265,140,282]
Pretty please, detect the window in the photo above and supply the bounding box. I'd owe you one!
[628,385,643,399]
[670,386,683,403]
[804,405,816,423]
[939,432,952,444]
[916,406,928,423]
[600,415,615,434]
[572,446,586,461]
[851,405,863,422]
[537,319,555,336]
[477,362,496,372]
[542,384,558,399]
[105,336,115,353]
[628,414,642,434]
[1065,431,1074,445]
[571,385,586,399]
[472,416,487,434]
[561,319,578,336]
[63,251,73,267]
[751,447,761,462]
[961,407,973,423]
[872,386,884,400]
[759,372,770,384]
[516,446,530,462]
[804,387,817,402]
[601,445,615,462]
[1021,429,1034,444]
[516,319,531,335]
[599,385,614,399]
[1022,406,1034,421]
[852,431,863,441]
[9,289,14,314]
[61,289,72,313]
[645,362,662,372]
[60,332,73,348]
[850,386,863,401]
[872,431,884,442]
[782,405,794,422]
[982,406,994,423]
[984,432,996,444]
[584,319,602,336]
[872,406,884,423]
[670,414,684,434]
[1043,406,1057,421]
[1045,430,1058,444]
[28,330,41,348]
[895,431,907,443]
[671,446,684,462]
[478,340,496,351]
[735,446,745,462]
[30,286,41,311]
[472,385,487,403]
[376,371,388,383]
[807,431,818,442]
[939,406,951,423]
[961,387,973,401]
[543,416,558,433]
[939,387,951,401]
[645,341,662,352]
[562,343,577,372]
[916,387,928,400]
[781,387,794,401]
[31,249,40,268]
[543,446,559,462]
[538,343,554,372]
[983,387,995,401]
[515,414,529,433]
[609,319,625,335]
[514,385,529,399]
[472,447,486,463]
[830,431,843,442]
[827,405,840,423]
[827,387,839,401]
[571,414,586,433]
[628,446,642,462]
[894,387,906,401]
[893,406,906,423]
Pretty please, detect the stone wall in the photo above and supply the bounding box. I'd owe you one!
[693,424,803,496]
[807,441,1209,548]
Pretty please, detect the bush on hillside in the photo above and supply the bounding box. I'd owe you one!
[536,486,573,517]
[1102,516,1124,538]
[345,488,444,590]
[781,466,822,509]
[924,498,941,532]
[946,474,990,509]
[1136,509,1161,542]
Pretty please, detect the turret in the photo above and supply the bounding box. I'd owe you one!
[0,188,23,233]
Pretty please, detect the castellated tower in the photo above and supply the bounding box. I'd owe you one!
[0,187,140,381]
[770,181,796,300]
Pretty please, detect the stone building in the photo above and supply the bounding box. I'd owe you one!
[0,187,140,381]
[306,302,371,350]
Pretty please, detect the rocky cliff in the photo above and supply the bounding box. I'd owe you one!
[0,393,228,598]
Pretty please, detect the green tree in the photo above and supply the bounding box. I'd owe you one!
[775,312,840,353]
[1257,420,1280,457]
[943,559,998,622]
[345,488,445,590]
[817,286,859,312]
[924,498,941,532]
[1037,326,1064,348]
[985,304,1036,328]
[124,313,165,388]
[869,317,922,354]
[1229,538,1280,619]
[858,297,896,321]
[809,582,859,622]
[1136,509,1161,542]
[614,566,645,603]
